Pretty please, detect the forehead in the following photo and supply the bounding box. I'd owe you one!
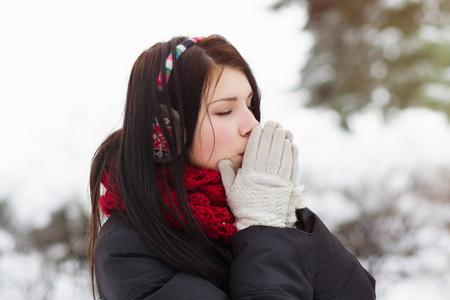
[203,67,251,104]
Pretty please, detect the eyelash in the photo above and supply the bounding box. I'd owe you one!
[215,105,253,116]
[216,110,232,116]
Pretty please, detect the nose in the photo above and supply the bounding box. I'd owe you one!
[239,109,260,137]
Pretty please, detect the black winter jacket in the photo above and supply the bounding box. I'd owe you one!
[95,208,376,299]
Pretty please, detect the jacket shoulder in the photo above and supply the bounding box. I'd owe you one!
[94,212,174,299]
[94,211,228,300]
[296,208,376,299]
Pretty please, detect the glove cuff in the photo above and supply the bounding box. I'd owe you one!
[230,170,293,231]
[286,185,306,228]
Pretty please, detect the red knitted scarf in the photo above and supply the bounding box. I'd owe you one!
[100,166,236,243]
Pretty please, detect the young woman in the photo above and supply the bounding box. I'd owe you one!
[87,35,376,299]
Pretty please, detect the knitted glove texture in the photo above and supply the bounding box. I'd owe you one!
[219,122,294,231]
[286,139,306,227]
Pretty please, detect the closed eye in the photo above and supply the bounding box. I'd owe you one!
[216,110,232,116]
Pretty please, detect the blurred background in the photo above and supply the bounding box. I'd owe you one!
[1,0,449,298]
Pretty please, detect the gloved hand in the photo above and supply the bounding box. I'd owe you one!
[285,139,306,227]
[218,121,294,230]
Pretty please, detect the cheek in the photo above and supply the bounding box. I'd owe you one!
[212,126,234,148]
[189,119,216,168]
[189,121,236,170]
[198,127,215,157]
[199,124,234,161]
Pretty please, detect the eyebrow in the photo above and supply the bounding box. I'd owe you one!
[211,91,254,104]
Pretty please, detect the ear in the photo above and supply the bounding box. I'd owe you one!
[153,104,184,163]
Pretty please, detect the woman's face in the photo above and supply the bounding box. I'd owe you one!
[189,67,260,171]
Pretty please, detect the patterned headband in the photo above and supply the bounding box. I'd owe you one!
[157,37,203,90]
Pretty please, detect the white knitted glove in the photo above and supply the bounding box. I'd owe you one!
[218,121,294,231]
[285,141,306,227]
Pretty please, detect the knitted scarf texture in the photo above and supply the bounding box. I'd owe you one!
[100,166,236,243]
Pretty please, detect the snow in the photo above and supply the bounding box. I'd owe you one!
[1,0,449,299]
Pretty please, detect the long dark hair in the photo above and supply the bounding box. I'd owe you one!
[86,35,261,297]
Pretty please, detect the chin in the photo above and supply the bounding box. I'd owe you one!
[233,160,243,172]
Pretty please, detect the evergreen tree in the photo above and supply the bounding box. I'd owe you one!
[273,0,450,129]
